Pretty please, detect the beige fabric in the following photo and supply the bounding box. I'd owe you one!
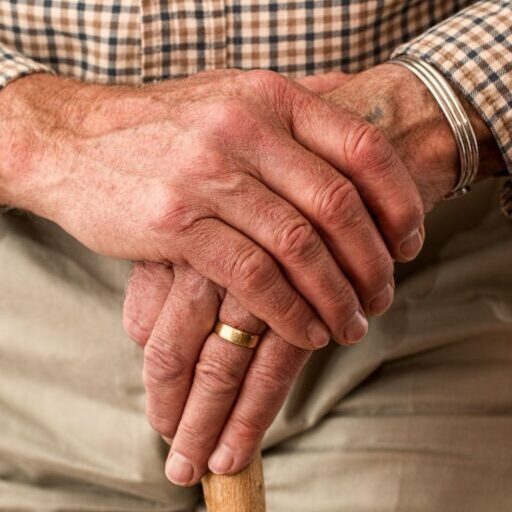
[0,177,511,511]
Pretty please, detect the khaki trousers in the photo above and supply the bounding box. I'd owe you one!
[1,179,511,511]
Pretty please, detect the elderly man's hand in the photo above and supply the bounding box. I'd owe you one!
[123,62,505,486]
[0,69,423,350]
[125,261,311,486]
[121,67,429,486]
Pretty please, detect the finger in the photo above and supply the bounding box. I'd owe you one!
[208,331,311,475]
[248,134,394,321]
[180,217,331,350]
[165,294,265,486]
[295,71,352,94]
[210,173,367,344]
[143,266,221,440]
[123,261,174,347]
[283,84,425,261]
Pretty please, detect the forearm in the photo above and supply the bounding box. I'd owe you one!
[0,73,64,211]
[0,73,115,217]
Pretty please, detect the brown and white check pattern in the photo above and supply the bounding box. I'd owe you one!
[0,0,511,214]
[393,0,512,216]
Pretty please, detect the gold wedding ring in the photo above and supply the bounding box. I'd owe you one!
[214,321,261,349]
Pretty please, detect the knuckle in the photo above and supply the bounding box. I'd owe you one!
[320,281,359,313]
[250,361,294,394]
[146,407,177,438]
[244,69,286,89]
[143,339,190,388]
[373,253,394,282]
[146,187,195,236]
[207,98,243,131]
[179,277,207,303]
[343,122,425,238]
[276,219,321,265]
[205,98,261,141]
[343,122,425,237]
[345,122,393,170]
[230,411,269,440]
[230,246,276,292]
[177,420,216,449]
[337,197,366,232]
[315,178,361,226]
[194,355,243,398]
[272,289,304,325]
[360,252,394,291]
[214,171,256,200]
[319,181,366,230]
[387,193,424,235]
[243,69,293,120]
[199,146,231,174]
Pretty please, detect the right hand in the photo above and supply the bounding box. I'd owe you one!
[1,69,422,348]
[124,261,312,485]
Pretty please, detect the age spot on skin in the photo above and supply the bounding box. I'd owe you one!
[365,105,384,125]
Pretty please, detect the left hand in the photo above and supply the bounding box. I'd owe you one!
[124,63,504,486]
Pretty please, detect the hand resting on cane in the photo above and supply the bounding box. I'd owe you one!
[123,67,443,485]
[124,63,505,487]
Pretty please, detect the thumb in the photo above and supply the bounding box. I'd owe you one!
[295,71,352,94]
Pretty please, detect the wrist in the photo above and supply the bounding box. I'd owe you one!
[324,63,504,211]
[368,63,460,208]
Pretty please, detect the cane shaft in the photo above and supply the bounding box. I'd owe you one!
[202,451,266,512]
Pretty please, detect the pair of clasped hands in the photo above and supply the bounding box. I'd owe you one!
[13,64,461,486]
[121,68,431,486]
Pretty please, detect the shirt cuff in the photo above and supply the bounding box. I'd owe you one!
[0,42,54,90]
[391,0,512,177]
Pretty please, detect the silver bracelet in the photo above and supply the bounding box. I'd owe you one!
[389,55,479,200]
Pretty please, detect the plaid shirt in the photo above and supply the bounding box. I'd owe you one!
[0,0,511,214]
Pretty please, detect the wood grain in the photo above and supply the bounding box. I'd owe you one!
[202,451,266,512]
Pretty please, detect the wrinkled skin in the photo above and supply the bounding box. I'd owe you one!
[1,63,501,487]
[123,65,504,486]
[2,69,424,352]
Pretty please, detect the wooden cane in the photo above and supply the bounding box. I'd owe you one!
[202,451,266,511]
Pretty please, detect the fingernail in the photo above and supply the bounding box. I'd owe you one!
[369,283,394,315]
[166,452,195,486]
[209,444,234,474]
[307,319,331,348]
[344,311,368,344]
[400,228,423,260]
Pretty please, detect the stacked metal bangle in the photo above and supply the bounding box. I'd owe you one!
[390,55,479,200]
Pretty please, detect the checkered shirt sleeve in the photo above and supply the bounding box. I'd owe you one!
[392,0,512,216]
[0,42,53,89]
[0,0,511,214]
